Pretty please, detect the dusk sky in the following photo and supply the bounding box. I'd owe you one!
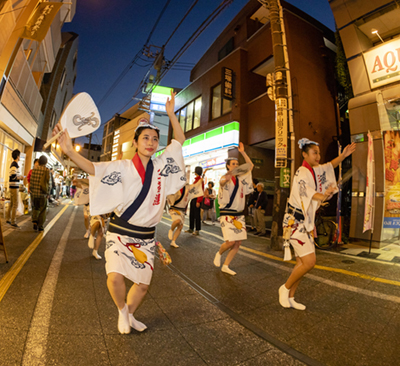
[62,0,336,146]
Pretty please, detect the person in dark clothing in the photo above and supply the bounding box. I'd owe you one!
[30,155,50,231]
[185,166,204,236]
[254,183,268,236]
[6,149,24,228]
[247,178,259,231]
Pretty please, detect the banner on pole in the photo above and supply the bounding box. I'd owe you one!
[275,97,287,168]
[363,131,375,233]
[22,2,63,42]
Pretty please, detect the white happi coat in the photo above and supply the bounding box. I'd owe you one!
[89,139,186,225]
[218,171,253,241]
[287,162,337,231]
[89,139,186,285]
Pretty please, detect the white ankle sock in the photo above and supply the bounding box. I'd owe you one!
[289,297,306,310]
[118,304,131,334]
[213,252,221,267]
[221,265,236,275]
[170,241,179,248]
[129,314,147,332]
[278,284,291,308]
[92,250,101,260]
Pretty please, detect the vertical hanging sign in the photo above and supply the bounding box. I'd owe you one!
[222,67,234,100]
[275,98,287,168]
[363,131,375,232]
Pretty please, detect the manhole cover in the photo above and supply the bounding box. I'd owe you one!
[342,260,355,264]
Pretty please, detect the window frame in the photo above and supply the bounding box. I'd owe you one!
[211,83,232,120]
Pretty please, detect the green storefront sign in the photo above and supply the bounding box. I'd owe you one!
[280,167,290,188]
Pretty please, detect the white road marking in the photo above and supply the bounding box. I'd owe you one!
[159,220,400,304]
[22,207,77,365]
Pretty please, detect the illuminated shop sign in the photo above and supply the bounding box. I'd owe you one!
[222,67,234,100]
[363,38,400,89]
[155,121,239,158]
[150,86,173,113]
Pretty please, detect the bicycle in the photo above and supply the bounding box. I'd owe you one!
[314,203,337,250]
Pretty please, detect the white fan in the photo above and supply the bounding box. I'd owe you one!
[44,92,101,149]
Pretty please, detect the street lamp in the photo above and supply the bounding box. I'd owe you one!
[371,28,384,43]
[75,145,81,152]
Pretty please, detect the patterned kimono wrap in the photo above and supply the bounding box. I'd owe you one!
[167,179,203,223]
[89,140,185,285]
[218,171,253,242]
[283,162,337,257]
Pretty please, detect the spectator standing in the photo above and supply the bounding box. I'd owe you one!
[27,159,39,193]
[64,173,71,197]
[55,173,62,200]
[247,178,259,231]
[49,168,55,203]
[30,155,50,231]
[185,166,204,236]
[202,181,216,224]
[254,183,268,236]
[6,149,24,228]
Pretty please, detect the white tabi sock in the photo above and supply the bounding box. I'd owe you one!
[278,284,291,308]
[289,297,306,310]
[129,314,147,332]
[221,265,236,275]
[170,241,179,248]
[92,250,102,260]
[118,304,131,334]
[168,229,174,240]
[213,252,221,267]
[88,234,95,249]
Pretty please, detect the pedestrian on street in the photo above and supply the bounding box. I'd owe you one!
[27,158,39,193]
[6,149,24,228]
[201,181,216,224]
[185,166,205,236]
[253,183,268,236]
[279,138,356,310]
[30,155,50,232]
[52,90,186,335]
[247,178,259,231]
[213,143,254,275]
[88,214,107,260]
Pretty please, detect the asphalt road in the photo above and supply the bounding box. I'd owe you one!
[0,202,399,366]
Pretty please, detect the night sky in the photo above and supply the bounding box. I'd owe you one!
[62,0,335,146]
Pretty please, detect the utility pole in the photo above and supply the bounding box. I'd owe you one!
[258,0,293,250]
[87,133,92,160]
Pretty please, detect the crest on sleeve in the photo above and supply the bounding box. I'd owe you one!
[160,157,182,177]
[299,180,307,198]
[101,171,122,186]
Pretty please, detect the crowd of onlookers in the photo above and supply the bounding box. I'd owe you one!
[2,148,78,231]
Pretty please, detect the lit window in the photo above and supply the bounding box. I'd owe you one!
[185,102,194,132]
[193,97,202,129]
[212,84,231,119]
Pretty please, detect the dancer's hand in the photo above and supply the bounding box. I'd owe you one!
[53,123,73,155]
[342,142,356,158]
[165,90,176,116]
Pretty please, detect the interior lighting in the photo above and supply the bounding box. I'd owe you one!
[371,28,384,43]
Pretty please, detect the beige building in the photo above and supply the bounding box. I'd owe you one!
[330,0,400,246]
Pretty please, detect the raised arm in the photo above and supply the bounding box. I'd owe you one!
[52,123,95,175]
[165,90,185,145]
[238,142,254,169]
[330,142,356,169]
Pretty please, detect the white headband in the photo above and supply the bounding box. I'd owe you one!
[298,138,319,149]
[134,121,160,133]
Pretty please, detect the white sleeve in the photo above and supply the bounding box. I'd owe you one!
[240,171,253,195]
[89,160,126,215]
[296,167,318,216]
[156,139,187,196]
[314,162,338,194]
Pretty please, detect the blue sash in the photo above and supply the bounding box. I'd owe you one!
[224,177,239,209]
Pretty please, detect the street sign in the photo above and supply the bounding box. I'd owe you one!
[280,167,290,188]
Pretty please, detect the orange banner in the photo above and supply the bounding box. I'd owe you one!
[22,2,63,42]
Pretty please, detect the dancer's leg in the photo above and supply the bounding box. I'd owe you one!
[127,283,149,314]
[107,272,126,310]
[173,223,183,241]
[285,253,316,294]
[223,241,241,266]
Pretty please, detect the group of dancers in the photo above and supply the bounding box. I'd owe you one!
[52,90,356,334]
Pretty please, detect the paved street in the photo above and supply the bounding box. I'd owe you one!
[0,202,399,366]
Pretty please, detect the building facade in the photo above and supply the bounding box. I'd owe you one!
[330,0,400,246]
[0,0,77,191]
[172,0,339,190]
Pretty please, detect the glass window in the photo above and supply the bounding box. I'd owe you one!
[50,110,57,128]
[222,98,232,115]
[60,68,66,89]
[179,107,186,131]
[212,84,221,119]
[186,102,194,132]
[193,97,202,129]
